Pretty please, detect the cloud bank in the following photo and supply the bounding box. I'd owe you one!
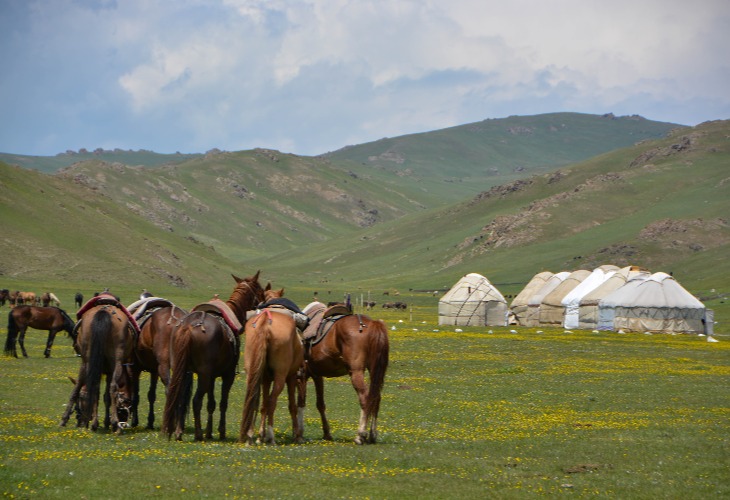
[1,0,728,156]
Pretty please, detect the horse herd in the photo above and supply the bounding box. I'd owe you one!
[3,271,390,446]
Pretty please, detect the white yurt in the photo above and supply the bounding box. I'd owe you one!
[611,272,706,333]
[509,271,554,326]
[438,273,508,326]
[562,265,620,329]
[579,266,651,330]
[597,272,655,330]
[523,271,571,327]
[539,269,591,326]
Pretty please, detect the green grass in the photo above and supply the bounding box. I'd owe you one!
[1,299,728,499]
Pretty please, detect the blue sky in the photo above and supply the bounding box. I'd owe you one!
[1,0,728,156]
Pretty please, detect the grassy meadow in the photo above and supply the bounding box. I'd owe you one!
[1,296,728,499]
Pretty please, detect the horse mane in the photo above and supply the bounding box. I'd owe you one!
[226,272,264,321]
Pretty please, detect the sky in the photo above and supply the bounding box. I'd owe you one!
[1,0,729,157]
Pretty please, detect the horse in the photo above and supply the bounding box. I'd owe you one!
[59,296,137,433]
[4,305,76,358]
[301,301,389,444]
[0,289,9,307]
[74,292,84,308]
[17,291,37,305]
[40,292,61,307]
[239,288,305,445]
[163,271,265,441]
[127,298,187,430]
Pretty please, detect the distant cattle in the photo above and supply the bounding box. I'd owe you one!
[382,301,407,310]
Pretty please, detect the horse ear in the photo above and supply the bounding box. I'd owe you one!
[265,282,271,291]
[232,274,242,283]
[279,288,285,295]
[253,270,261,282]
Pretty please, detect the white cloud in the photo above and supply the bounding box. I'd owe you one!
[1,0,728,155]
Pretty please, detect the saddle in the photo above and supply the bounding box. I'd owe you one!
[127,297,185,330]
[302,304,354,346]
[191,298,242,342]
[74,293,141,338]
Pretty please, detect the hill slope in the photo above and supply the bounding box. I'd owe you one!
[253,120,730,301]
[325,112,679,203]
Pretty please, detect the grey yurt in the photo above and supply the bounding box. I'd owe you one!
[438,273,508,326]
[611,272,706,333]
[510,271,553,326]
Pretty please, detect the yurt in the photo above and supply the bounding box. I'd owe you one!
[578,266,650,330]
[562,265,619,329]
[611,272,706,333]
[597,272,653,330]
[539,269,591,326]
[509,271,553,326]
[523,272,570,327]
[438,273,508,326]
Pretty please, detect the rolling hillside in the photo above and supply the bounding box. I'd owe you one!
[325,112,679,203]
[1,114,726,324]
[253,120,729,306]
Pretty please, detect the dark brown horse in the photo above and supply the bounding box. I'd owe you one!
[301,301,389,444]
[240,288,305,445]
[127,298,187,430]
[4,305,76,358]
[163,272,265,441]
[59,298,137,433]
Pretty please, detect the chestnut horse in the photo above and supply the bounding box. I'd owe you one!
[301,301,389,444]
[127,298,187,430]
[59,297,136,433]
[4,305,76,358]
[239,288,305,445]
[163,272,265,441]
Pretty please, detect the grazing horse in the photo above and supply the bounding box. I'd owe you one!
[127,297,187,430]
[41,292,61,307]
[239,288,305,445]
[163,272,265,441]
[74,292,84,308]
[16,291,36,305]
[4,305,76,358]
[59,296,137,433]
[301,301,389,444]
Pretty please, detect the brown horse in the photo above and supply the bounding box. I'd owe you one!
[163,272,265,441]
[301,301,389,444]
[4,305,76,358]
[59,298,137,433]
[127,298,187,430]
[239,288,305,445]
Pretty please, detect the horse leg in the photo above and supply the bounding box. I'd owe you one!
[18,328,28,358]
[146,371,159,430]
[90,377,103,432]
[44,329,59,358]
[313,375,333,441]
[191,377,208,441]
[265,373,288,445]
[287,374,303,443]
[103,376,113,431]
[218,371,235,440]
[204,381,216,441]
[60,367,86,427]
[258,375,277,444]
[349,369,370,445]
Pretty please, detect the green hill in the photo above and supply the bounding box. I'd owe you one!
[325,112,679,203]
[1,114,727,328]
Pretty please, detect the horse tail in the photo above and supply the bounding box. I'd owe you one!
[85,308,111,419]
[4,311,18,355]
[162,318,194,438]
[240,318,270,442]
[365,319,390,418]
